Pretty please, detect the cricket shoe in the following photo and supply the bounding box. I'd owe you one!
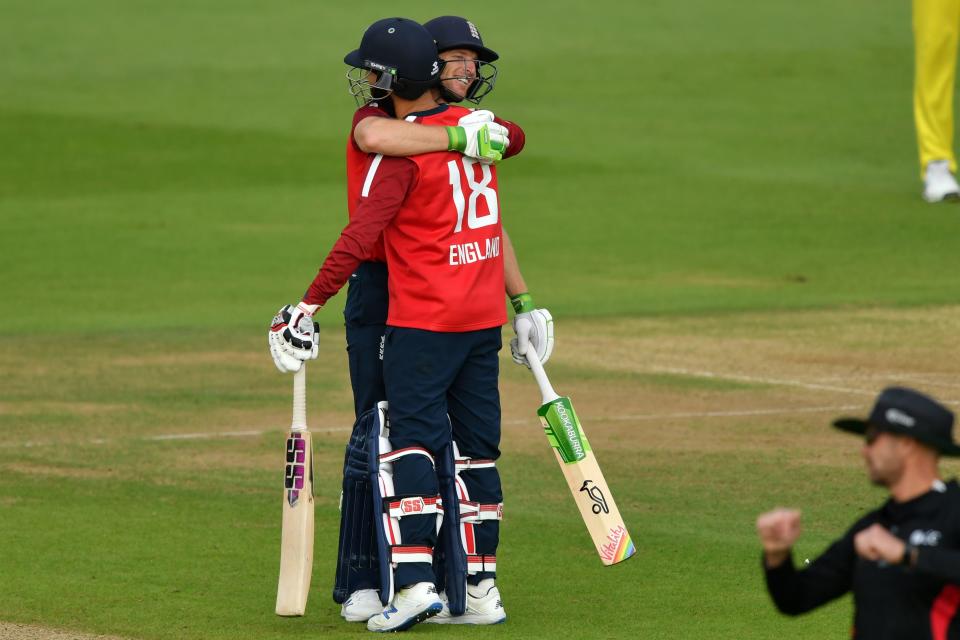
[923,160,960,203]
[366,582,442,632]
[426,579,506,625]
[341,589,383,622]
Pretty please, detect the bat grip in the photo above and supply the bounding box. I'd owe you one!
[291,365,307,431]
[525,350,560,404]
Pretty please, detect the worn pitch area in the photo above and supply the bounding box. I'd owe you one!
[1,306,959,639]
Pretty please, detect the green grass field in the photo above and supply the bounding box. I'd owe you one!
[3,1,960,638]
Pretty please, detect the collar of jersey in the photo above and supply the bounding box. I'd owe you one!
[882,478,957,518]
[405,103,450,119]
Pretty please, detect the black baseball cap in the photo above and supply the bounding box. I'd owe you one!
[833,387,960,456]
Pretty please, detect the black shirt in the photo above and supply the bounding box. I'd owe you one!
[765,479,960,639]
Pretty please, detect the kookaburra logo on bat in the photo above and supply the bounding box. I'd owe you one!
[580,480,610,514]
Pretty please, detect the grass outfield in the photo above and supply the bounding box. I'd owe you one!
[2,0,959,638]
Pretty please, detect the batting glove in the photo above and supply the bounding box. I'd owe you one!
[268,303,319,373]
[446,110,509,165]
[509,293,554,368]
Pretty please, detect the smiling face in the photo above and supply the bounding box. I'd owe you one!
[439,48,479,102]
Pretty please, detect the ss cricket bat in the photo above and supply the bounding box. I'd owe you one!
[275,365,314,616]
[525,352,636,565]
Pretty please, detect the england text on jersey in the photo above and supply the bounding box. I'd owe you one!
[449,235,501,266]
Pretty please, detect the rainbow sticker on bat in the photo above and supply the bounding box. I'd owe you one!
[599,525,636,564]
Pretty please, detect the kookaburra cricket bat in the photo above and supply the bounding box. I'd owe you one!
[275,365,314,616]
[525,352,636,565]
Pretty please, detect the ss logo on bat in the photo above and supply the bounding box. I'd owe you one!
[580,480,610,515]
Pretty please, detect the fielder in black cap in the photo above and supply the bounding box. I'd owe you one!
[756,387,960,638]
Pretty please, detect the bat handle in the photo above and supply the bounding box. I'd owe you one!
[291,365,307,431]
[524,350,561,404]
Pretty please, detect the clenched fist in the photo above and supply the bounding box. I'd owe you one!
[853,523,906,564]
[756,508,802,568]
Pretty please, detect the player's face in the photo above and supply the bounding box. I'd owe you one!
[440,48,479,101]
[862,429,906,487]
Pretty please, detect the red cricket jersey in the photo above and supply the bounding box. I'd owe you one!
[383,104,506,332]
[303,103,514,331]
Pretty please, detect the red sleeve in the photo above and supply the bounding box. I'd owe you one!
[350,105,391,151]
[303,157,417,306]
[495,116,525,159]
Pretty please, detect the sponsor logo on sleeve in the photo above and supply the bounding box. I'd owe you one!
[909,529,942,546]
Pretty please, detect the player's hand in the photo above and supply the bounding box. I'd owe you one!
[854,523,906,564]
[511,308,554,368]
[447,110,509,164]
[756,508,801,567]
[268,303,319,373]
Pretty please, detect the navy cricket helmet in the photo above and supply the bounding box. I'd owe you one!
[423,16,499,62]
[423,16,499,104]
[344,17,440,104]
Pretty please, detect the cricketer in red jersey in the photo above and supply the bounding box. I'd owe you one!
[270,16,547,630]
[295,91,512,634]
[302,102,504,330]
[382,106,505,331]
[344,102,525,266]
[334,103,535,624]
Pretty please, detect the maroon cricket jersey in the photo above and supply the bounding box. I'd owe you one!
[346,103,391,264]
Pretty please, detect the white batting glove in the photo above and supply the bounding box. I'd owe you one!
[447,110,509,165]
[268,303,319,373]
[510,299,554,368]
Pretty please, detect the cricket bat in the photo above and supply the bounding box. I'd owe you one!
[275,365,314,616]
[525,352,636,565]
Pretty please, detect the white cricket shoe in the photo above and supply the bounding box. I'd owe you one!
[366,582,442,632]
[923,160,960,203]
[426,579,506,625]
[341,589,383,622]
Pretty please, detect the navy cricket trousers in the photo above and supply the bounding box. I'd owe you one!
[344,261,388,417]
[383,325,503,587]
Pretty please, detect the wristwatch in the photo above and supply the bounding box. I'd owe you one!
[901,543,919,568]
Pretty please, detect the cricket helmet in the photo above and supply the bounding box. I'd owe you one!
[344,17,441,104]
[424,16,499,104]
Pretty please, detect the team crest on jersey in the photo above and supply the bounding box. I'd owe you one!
[909,529,942,546]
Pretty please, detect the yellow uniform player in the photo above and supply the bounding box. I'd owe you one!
[914,0,960,202]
